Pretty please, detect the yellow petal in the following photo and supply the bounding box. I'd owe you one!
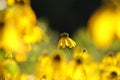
[57,38,66,48]
[67,37,76,48]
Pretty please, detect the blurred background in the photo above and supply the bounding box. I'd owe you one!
[31,0,101,34]
[1,0,120,79]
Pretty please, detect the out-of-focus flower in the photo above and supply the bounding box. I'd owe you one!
[57,32,76,48]
[88,0,120,49]
[35,53,53,80]
[51,51,67,80]
[99,51,120,80]
[67,57,86,80]
[73,47,99,80]
[107,71,119,80]
[73,47,92,63]
[35,50,68,80]
[0,26,28,56]
[88,8,115,49]
[100,66,120,80]
[73,47,88,57]
[100,53,117,67]
[23,26,44,45]
[0,1,44,62]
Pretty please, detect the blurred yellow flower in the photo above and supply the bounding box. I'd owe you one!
[67,58,86,80]
[73,47,88,58]
[0,26,28,56]
[0,1,44,62]
[101,53,117,67]
[2,0,120,80]
[100,66,120,80]
[57,32,76,48]
[35,53,53,80]
[51,51,67,80]
[4,2,37,34]
[88,8,115,49]
[23,26,44,45]
[88,2,120,50]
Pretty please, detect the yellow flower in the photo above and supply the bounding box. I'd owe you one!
[100,66,120,80]
[35,53,53,80]
[0,26,28,56]
[0,2,44,62]
[73,47,88,58]
[51,50,67,80]
[88,8,115,49]
[67,58,86,80]
[101,53,117,67]
[23,26,44,44]
[57,32,76,48]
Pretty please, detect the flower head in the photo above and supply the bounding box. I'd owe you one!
[57,32,76,48]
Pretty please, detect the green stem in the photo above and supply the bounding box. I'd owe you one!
[66,48,72,60]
